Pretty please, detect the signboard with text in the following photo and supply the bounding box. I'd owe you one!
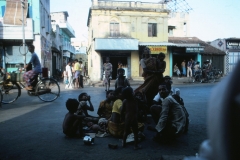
[148,46,167,54]
[186,47,204,53]
[226,40,240,50]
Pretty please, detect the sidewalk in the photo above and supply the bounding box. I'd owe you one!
[90,76,200,88]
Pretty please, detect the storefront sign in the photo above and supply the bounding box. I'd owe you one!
[63,51,70,58]
[186,47,204,53]
[148,46,167,54]
[226,40,240,50]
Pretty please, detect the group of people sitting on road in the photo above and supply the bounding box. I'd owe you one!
[62,81,189,149]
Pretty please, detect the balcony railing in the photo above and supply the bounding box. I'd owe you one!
[58,20,75,38]
[0,18,34,40]
[62,41,75,54]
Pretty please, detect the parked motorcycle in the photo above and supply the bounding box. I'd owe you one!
[192,69,203,83]
[212,68,223,81]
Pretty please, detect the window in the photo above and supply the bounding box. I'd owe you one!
[168,28,173,36]
[148,23,157,37]
[110,22,119,37]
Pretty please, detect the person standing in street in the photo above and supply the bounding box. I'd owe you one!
[78,61,84,88]
[74,59,81,89]
[181,60,186,77]
[187,58,193,77]
[65,61,73,89]
[103,57,112,91]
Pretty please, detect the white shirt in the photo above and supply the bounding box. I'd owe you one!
[66,65,72,77]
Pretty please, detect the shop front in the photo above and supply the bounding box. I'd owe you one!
[94,38,138,80]
[172,46,203,76]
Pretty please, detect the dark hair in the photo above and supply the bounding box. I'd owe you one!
[117,68,125,74]
[122,87,134,99]
[28,44,35,49]
[78,92,87,101]
[66,98,79,113]
[164,75,171,79]
[158,52,165,59]
[106,90,114,96]
[79,61,82,63]
[75,59,78,62]
[114,87,123,96]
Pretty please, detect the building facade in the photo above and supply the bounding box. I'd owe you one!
[169,37,225,76]
[210,38,240,74]
[0,0,52,73]
[87,0,171,81]
[50,11,75,72]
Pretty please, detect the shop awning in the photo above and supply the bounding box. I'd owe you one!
[175,43,200,47]
[95,38,138,50]
[139,42,177,46]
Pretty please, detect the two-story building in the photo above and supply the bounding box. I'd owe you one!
[50,11,75,72]
[0,0,52,73]
[87,0,171,81]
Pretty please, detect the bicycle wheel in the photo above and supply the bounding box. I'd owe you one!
[208,75,215,83]
[36,78,60,102]
[0,82,21,104]
[195,75,203,83]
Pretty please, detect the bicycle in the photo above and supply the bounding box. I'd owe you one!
[0,72,60,104]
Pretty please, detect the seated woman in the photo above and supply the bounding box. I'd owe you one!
[97,90,114,120]
[108,87,125,138]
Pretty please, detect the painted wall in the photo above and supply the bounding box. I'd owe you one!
[168,12,190,37]
[88,0,170,81]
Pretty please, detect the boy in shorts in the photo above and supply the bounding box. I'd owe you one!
[62,99,85,138]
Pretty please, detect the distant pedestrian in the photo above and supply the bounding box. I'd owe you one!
[103,57,112,91]
[115,68,130,89]
[181,60,186,76]
[65,61,74,89]
[187,58,193,77]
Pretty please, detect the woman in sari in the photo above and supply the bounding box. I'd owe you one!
[135,47,166,108]
[103,57,112,91]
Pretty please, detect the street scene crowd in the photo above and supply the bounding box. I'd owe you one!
[62,46,189,150]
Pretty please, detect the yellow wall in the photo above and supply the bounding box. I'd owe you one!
[88,0,170,81]
[131,51,140,77]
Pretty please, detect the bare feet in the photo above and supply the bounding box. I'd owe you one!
[25,86,33,90]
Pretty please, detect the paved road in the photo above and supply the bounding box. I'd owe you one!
[0,83,215,160]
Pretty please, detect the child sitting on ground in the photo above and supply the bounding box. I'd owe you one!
[77,92,99,124]
[115,68,130,89]
[62,98,85,138]
[134,89,148,123]
[121,87,142,150]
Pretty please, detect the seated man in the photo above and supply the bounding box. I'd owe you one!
[150,84,186,143]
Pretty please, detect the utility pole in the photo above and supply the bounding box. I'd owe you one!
[21,0,26,65]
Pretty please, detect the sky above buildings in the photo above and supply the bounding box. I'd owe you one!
[50,0,240,42]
